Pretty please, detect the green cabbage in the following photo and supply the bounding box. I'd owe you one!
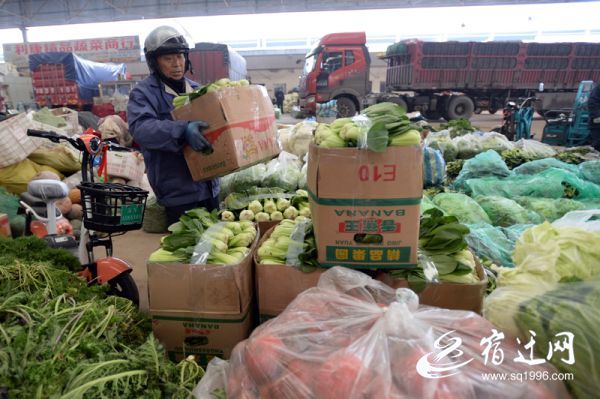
[515,278,600,399]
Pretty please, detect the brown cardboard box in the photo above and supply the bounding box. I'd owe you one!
[307,144,423,269]
[254,225,325,322]
[172,85,280,181]
[375,261,488,313]
[0,214,11,237]
[147,243,255,366]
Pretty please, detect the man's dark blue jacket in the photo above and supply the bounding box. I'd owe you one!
[127,73,219,207]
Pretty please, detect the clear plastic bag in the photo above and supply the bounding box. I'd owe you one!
[453,134,483,159]
[479,132,515,153]
[229,163,267,193]
[192,358,229,399]
[515,139,557,159]
[552,209,600,231]
[424,130,458,162]
[194,267,570,399]
[262,153,303,192]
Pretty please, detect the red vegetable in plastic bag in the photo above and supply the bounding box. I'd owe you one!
[194,267,571,399]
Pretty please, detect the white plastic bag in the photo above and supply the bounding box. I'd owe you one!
[552,209,600,231]
[515,139,557,158]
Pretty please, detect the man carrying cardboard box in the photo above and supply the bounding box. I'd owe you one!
[128,25,220,224]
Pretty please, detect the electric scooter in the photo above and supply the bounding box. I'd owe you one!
[497,96,538,141]
[20,129,148,306]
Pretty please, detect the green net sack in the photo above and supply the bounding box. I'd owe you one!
[432,192,491,224]
[579,160,600,185]
[466,168,600,199]
[465,223,533,267]
[514,196,586,222]
[579,198,600,210]
[452,150,511,191]
[513,158,579,176]
[475,195,542,227]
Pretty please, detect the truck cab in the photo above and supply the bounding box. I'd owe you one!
[299,32,371,117]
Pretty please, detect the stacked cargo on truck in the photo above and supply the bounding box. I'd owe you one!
[186,42,247,85]
[299,32,600,120]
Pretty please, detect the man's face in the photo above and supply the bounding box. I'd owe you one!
[157,53,185,80]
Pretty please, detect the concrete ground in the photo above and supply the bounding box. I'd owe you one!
[119,111,548,313]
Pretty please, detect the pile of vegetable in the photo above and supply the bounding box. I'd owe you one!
[194,267,570,399]
[0,236,204,398]
[219,153,306,200]
[221,189,310,222]
[173,78,250,109]
[256,219,319,271]
[515,278,600,399]
[440,118,477,137]
[278,120,317,158]
[314,102,422,150]
[148,207,257,264]
[391,208,479,286]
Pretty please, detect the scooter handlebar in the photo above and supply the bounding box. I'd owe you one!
[19,201,64,223]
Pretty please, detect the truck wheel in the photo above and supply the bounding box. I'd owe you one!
[336,97,357,118]
[474,107,482,114]
[446,96,475,120]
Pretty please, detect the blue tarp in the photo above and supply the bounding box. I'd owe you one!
[29,52,126,100]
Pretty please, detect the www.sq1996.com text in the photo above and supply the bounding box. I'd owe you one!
[481,371,574,383]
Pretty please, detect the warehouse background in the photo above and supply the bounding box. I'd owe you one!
[1,0,599,103]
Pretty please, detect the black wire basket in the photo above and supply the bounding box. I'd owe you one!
[78,182,148,233]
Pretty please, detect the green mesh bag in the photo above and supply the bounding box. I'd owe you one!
[432,192,491,224]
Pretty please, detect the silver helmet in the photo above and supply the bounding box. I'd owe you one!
[144,26,191,73]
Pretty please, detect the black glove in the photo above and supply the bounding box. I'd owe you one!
[184,121,213,154]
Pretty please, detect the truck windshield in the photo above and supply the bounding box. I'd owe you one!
[304,55,316,74]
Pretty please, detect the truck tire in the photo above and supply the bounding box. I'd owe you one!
[488,107,498,115]
[336,97,357,118]
[446,96,475,120]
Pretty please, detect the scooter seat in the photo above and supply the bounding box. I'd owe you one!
[27,179,69,201]
[19,192,61,218]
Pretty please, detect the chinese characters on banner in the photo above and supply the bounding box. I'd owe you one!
[2,36,141,72]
